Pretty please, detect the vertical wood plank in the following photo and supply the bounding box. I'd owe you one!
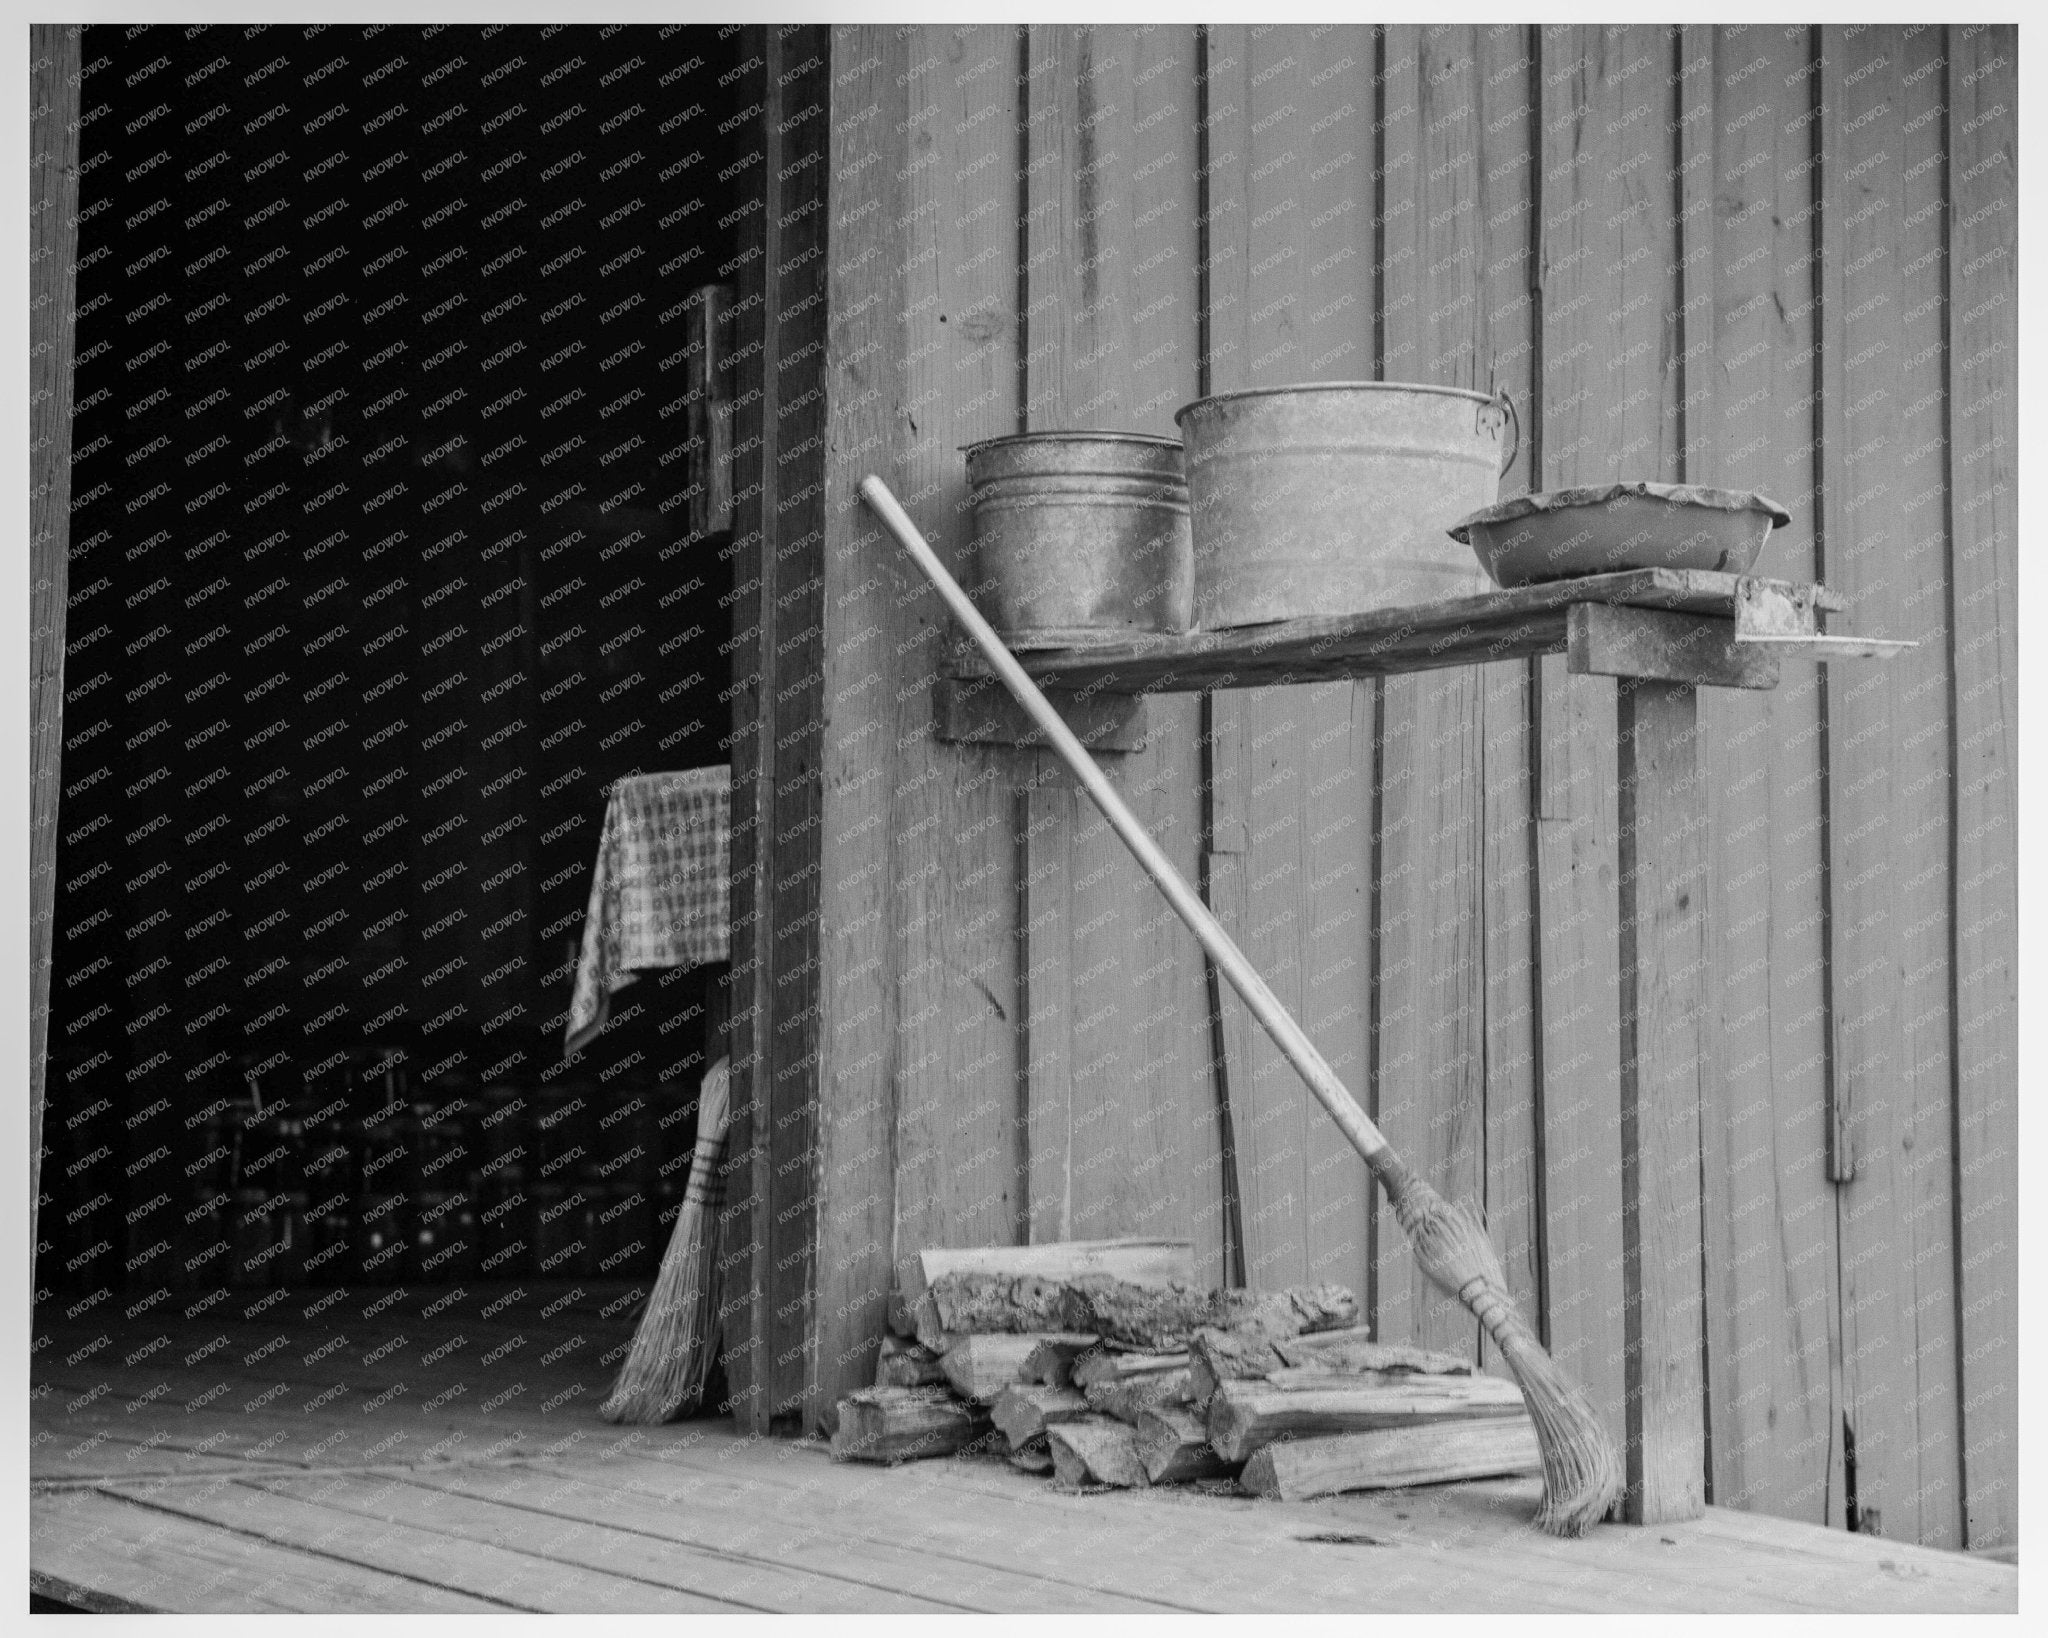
[1020,771,1074,1243]
[811,24,910,1426]
[1202,23,1378,1298]
[1020,24,1212,1268]
[1373,25,1498,1362]
[1476,24,1545,1371]
[1686,23,1844,1530]
[1615,679,1708,1524]
[811,25,1027,1422]
[888,23,1027,1292]
[1945,22,2016,1555]
[1528,23,1634,1462]
[1819,24,1961,1547]
[760,31,833,1425]
[1880,27,1965,1549]
[28,23,82,1241]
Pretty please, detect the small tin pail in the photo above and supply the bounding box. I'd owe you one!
[964,431,1193,647]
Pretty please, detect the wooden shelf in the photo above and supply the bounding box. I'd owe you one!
[944,569,1848,696]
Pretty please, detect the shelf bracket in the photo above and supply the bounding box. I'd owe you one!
[1565,604,1781,692]
[933,676,1148,753]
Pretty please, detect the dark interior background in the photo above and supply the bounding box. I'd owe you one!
[41,22,765,1298]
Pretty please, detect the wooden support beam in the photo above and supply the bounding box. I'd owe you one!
[933,678,1148,752]
[1615,679,1708,1524]
[1567,606,1779,692]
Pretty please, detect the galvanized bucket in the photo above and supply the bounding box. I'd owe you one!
[1175,383,1514,628]
[964,432,1193,647]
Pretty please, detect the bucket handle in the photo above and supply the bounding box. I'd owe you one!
[1480,389,1521,478]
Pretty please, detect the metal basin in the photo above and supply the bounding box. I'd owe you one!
[964,432,1193,647]
[1175,383,1511,628]
[1449,482,1792,587]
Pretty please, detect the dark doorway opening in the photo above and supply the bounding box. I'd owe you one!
[40,24,767,1316]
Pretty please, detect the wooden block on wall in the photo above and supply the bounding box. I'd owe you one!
[1566,605,1779,691]
[932,677,1148,752]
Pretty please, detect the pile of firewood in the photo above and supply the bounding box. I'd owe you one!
[828,1238,1541,1501]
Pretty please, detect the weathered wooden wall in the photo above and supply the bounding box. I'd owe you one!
[789,22,2013,1550]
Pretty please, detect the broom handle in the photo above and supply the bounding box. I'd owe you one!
[862,475,1393,1172]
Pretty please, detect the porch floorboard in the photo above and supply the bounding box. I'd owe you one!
[30,1285,2016,1613]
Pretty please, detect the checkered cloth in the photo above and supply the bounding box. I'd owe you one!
[563,765,730,1060]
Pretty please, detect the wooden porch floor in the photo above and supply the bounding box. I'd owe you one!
[30,1282,2016,1613]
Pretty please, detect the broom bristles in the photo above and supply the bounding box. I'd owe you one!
[1384,1156,1624,1537]
[599,1056,730,1426]
[598,1196,718,1424]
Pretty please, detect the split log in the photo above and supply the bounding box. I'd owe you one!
[940,1332,1097,1404]
[1239,1415,1542,1500]
[1186,1328,1283,1404]
[991,1383,1090,1449]
[1269,1331,1474,1377]
[1071,1347,1189,1389]
[830,1387,993,1465]
[1187,1327,1476,1402]
[1135,1404,1240,1485]
[1206,1374,1526,1464]
[897,1238,1194,1312]
[1019,1333,1100,1387]
[1046,1417,1150,1491]
[1259,1366,1486,1393]
[1058,1278,1357,1351]
[874,1334,946,1388]
[1082,1368,1194,1425]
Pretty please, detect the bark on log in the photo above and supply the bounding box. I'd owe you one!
[1239,1416,1542,1499]
[1206,1375,1526,1463]
[1059,1278,1357,1350]
[925,1272,1073,1340]
[898,1238,1194,1311]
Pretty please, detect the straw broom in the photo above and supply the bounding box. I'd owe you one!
[860,475,1623,1535]
[599,1053,730,1424]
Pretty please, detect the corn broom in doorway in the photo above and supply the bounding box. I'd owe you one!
[599,1054,730,1424]
[861,474,1623,1536]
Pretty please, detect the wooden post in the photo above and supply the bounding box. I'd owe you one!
[1614,678,1707,1523]
[29,24,81,1265]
